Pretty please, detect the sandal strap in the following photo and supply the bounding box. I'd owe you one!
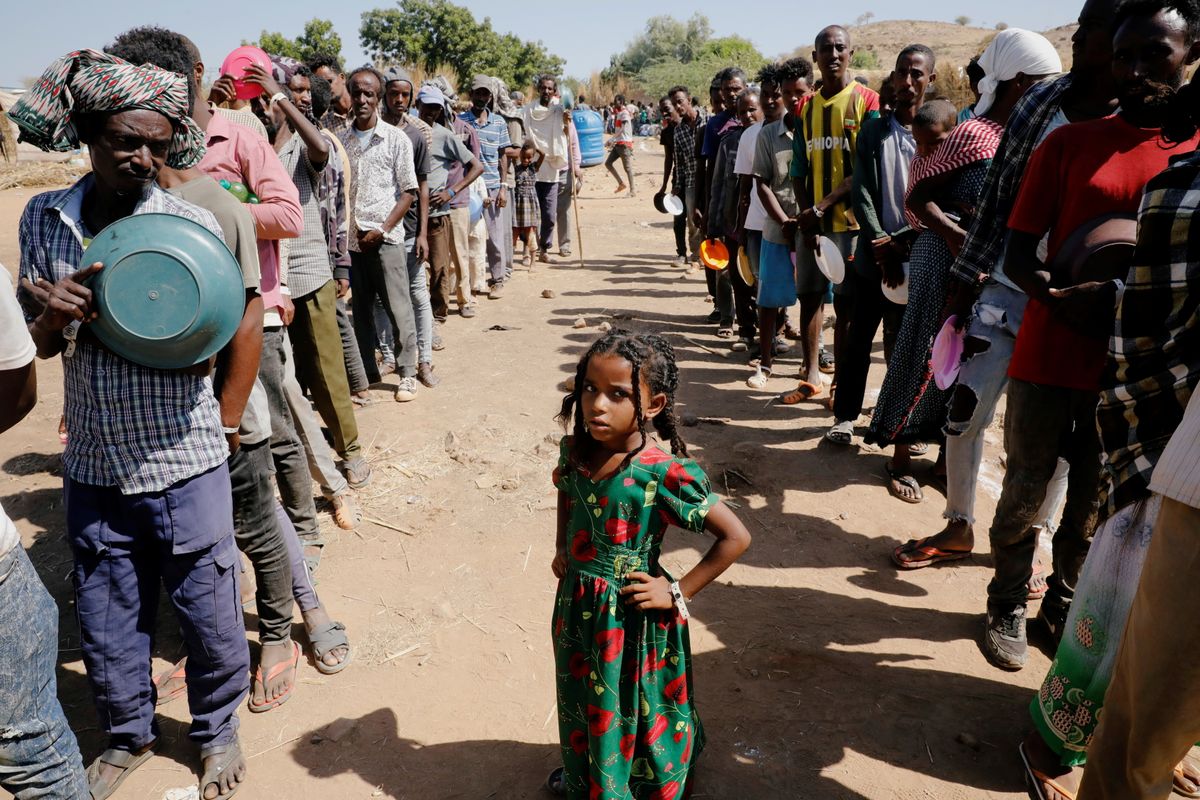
[308,621,349,658]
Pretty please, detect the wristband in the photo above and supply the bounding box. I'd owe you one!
[222,425,239,435]
[447,187,456,199]
[811,206,825,219]
[269,91,288,105]
[669,581,690,620]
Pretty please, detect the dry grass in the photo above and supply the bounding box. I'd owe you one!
[0,161,86,191]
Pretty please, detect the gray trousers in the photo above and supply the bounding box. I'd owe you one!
[556,170,575,252]
[351,242,418,379]
[482,187,509,284]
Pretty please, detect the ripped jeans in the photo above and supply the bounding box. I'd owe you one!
[944,281,1069,526]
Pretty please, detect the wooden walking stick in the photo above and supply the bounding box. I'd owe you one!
[565,109,585,267]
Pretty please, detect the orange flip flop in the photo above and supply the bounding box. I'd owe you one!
[777,381,824,405]
[248,640,300,714]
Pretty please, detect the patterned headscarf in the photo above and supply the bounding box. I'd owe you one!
[270,54,304,87]
[7,48,205,169]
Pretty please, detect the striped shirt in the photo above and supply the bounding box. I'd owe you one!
[277,135,335,298]
[18,176,230,494]
[790,82,880,233]
[458,108,512,191]
[1151,388,1200,510]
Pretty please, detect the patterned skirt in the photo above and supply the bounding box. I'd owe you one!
[864,160,991,446]
[513,186,539,229]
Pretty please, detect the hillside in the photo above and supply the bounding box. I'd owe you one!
[788,18,1077,73]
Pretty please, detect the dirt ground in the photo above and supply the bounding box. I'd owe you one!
[0,140,1052,799]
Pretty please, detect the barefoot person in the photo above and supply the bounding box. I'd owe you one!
[12,49,251,800]
[545,330,752,797]
[605,94,635,196]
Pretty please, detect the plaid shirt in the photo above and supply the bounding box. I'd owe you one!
[949,74,1072,286]
[1098,150,1200,518]
[671,108,708,193]
[18,176,230,494]
[318,130,351,277]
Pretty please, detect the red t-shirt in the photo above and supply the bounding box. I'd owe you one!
[1007,115,1200,391]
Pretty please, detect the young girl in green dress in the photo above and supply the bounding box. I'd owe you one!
[548,330,752,799]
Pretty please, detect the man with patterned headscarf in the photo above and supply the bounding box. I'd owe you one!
[12,49,252,800]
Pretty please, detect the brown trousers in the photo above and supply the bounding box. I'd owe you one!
[1077,496,1200,799]
[427,214,453,321]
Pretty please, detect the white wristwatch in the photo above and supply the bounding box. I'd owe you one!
[669,581,690,620]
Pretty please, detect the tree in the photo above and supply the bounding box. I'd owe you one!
[955,15,972,26]
[360,0,563,91]
[995,21,1009,30]
[850,49,881,69]
[249,18,343,62]
[607,13,714,76]
[853,11,875,26]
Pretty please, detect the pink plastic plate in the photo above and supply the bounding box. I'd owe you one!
[932,315,965,390]
[220,46,271,100]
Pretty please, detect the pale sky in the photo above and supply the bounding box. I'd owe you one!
[2,0,1076,88]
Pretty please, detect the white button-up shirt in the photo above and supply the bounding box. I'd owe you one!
[339,118,418,250]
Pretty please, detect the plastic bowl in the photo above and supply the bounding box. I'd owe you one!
[220,46,272,101]
[881,262,910,305]
[932,315,965,390]
[813,235,845,284]
[82,213,246,369]
[737,247,754,286]
[468,193,484,225]
[653,192,667,214]
[699,239,729,270]
[662,194,684,216]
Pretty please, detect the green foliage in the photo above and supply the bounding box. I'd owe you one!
[248,18,343,63]
[604,14,765,100]
[850,49,881,69]
[955,15,972,26]
[359,0,563,91]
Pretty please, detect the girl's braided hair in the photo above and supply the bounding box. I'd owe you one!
[557,329,688,471]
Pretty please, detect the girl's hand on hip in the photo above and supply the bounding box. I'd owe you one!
[620,573,672,610]
[552,549,568,579]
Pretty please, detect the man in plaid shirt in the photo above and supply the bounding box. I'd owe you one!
[668,84,707,266]
[893,0,1120,579]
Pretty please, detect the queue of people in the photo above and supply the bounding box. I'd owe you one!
[653,2,1200,799]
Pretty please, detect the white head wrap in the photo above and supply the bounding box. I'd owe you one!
[974,28,1064,116]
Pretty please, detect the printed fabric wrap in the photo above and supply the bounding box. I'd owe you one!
[8,49,205,169]
[903,117,1002,230]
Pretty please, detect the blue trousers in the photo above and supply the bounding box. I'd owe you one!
[535,180,559,252]
[66,465,249,752]
[0,546,87,799]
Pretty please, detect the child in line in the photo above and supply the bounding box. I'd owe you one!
[912,98,957,158]
[512,141,544,267]
[547,330,752,798]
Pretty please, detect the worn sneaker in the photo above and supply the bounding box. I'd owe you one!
[395,376,418,403]
[773,336,791,355]
[731,337,750,352]
[488,281,505,300]
[746,368,771,389]
[984,606,1028,671]
[342,457,373,490]
[1036,595,1070,647]
[460,305,477,319]
[672,255,687,267]
[417,362,440,388]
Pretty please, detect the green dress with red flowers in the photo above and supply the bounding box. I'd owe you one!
[552,437,718,800]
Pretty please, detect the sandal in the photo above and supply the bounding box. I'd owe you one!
[308,620,353,676]
[746,368,771,389]
[248,640,300,713]
[884,461,923,504]
[909,442,930,457]
[200,738,246,800]
[87,743,156,800]
[153,657,188,706]
[1019,741,1076,800]
[777,381,823,405]
[545,766,566,796]
[1027,564,1048,601]
[1175,757,1200,798]
[715,327,734,339]
[818,348,835,374]
[891,537,971,569]
[825,420,854,446]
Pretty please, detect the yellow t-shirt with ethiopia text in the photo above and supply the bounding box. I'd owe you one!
[790,82,880,233]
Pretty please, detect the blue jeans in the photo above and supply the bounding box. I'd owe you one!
[0,546,87,799]
[405,237,434,365]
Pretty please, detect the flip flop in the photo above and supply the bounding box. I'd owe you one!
[909,442,930,457]
[86,743,156,800]
[153,658,188,706]
[1019,740,1076,800]
[891,538,971,569]
[715,327,734,339]
[1174,760,1200,798]
[200,738,245,800]
[884,462,923,504]
[778,381,824,405]
[248,640,300,714]
[825,420,854,445]
[308,620,353,676]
